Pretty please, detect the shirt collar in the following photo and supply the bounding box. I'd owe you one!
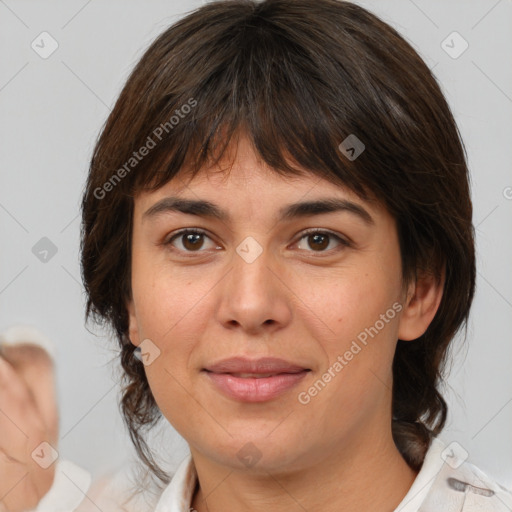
[154,438,447,512]
[394,437,447,511]
[154,453,196,512]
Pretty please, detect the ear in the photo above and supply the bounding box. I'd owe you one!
[398,268,445,341]
[126,299,141,347]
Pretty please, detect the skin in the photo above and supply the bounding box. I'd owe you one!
[0,345,58,512]
[127,134,444,512]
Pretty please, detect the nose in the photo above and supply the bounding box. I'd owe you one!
[215,242,293,336]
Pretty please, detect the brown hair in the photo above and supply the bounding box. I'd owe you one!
[81,0,475,484]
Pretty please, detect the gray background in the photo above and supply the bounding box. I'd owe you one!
[1,0,511,485]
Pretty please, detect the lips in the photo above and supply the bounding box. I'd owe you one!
[203,357,310,402]
[204,356,308,375]
[229,373,282,378]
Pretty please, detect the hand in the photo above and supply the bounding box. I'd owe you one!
[0,344,59,512]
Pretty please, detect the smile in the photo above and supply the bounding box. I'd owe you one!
[203,369,310,402]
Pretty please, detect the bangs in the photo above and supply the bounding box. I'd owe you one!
[117,3,397,202]
[93,0,441,217]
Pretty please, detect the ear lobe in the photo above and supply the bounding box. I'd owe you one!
[398,269,445,341]
[126,299,141,347]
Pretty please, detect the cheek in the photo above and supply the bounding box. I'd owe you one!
[303,264,401,348]
[296,258,402,404]
[130,263,219,395]
[133,272,210,427]
[131,254,208,340]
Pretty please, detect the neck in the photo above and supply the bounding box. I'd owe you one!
[190,434,419,512]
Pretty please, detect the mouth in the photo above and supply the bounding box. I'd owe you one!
[221,372,297,378]
[203,356,310,374]
[202,357,311,402]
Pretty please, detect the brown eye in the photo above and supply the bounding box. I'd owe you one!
[295,230,349,253]
[181,232,204,251]
[307,233,329,251]
[166,229,219,253]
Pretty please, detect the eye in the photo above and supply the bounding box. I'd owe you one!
[294,229,351,253]
[164,228,351,256]
[165,229,220,253]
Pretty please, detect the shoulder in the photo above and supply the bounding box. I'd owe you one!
[34,459,92,512]
[74,461,171,512]
[88,455,199,512]
[420,440,512,512]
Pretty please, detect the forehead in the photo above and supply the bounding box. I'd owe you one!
[134,135,381,220]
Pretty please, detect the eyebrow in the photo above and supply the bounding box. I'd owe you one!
[143,196,374,225]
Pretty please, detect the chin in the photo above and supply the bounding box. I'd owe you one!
[192,429,313,475]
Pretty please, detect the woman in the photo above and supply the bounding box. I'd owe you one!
[1,0,510,510]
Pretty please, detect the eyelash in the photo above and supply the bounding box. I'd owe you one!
[163,228,352,256]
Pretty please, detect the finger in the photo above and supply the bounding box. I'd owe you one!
[0,357,57,511]
[0,345,59,445]
[0,458,48,512]
[0,356,47,461]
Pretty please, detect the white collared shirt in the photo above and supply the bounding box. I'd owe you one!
[152,438,447,512]
[34,437,512,512]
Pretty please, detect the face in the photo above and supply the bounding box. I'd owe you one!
[127,136,431,475]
